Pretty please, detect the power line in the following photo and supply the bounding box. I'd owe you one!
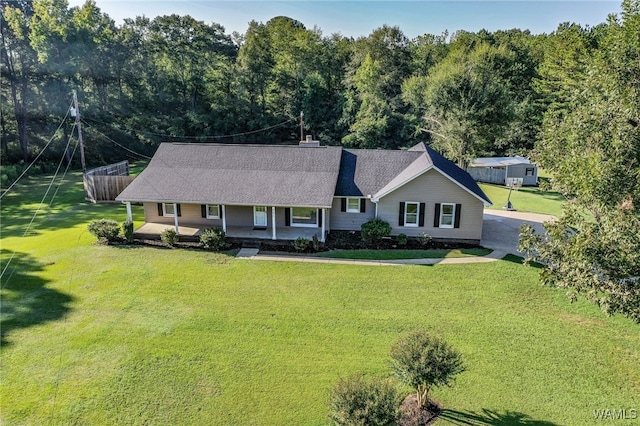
[1,124,77,282]
[0,100,74,200]
[81,120,152,160]
[82,115,297,141]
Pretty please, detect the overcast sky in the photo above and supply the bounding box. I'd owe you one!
[67,1,621,38]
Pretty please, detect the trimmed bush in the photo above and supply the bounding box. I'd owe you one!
[88,219,120,243]
[123,220,134,243]
[161,229,178,247]
[417,232,433,248]
[200,227,227,251]
[361,218,391,246]
[294,237,310,253]
[329,375,400,426]
[397,233,408,247]
[390,330,465,408]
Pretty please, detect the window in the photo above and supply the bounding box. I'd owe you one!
[206,204,220,219]
[525,167,535,176]
[163,203,176,217]
[439,203,455,228]
[404,202,419,227]
[291,207,318,227]
[346,198,360,213]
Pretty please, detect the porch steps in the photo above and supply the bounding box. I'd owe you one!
[236,248,260,258]
[241,241,262,249]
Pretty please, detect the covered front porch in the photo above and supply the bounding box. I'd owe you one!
[133,222,323,242]
[124,202,329,242]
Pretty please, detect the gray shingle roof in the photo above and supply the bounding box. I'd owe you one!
[335,149,422,197]
[117,141,491,208]
[116,143,343,207]
[338,142,492,206]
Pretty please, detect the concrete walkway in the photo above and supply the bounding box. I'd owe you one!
[235,209,555,266]
[236,247,507,266]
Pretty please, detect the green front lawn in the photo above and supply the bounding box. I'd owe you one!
[316,248,492,260]
[1,173,638,425]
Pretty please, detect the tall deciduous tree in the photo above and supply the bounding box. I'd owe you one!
[521,0,640,323]
[403,42,514,166]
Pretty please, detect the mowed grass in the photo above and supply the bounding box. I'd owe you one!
[2,173,639,425]
[316,248,492,260]
[480,181,564,217]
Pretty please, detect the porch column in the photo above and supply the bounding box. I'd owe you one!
[271,206,277,240]
[321,208,326,242]
[125,202,132,222]
[173,203,179,234]
[221,205,227,233]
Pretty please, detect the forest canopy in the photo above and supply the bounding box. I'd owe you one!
[0,0,605,167]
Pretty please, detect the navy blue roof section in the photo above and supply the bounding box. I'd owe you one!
[425,145,492,205]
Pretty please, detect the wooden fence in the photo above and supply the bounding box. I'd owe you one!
[466,167,506,185]
[83,161,135,203]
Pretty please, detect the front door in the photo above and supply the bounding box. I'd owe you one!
[254,206,268,227]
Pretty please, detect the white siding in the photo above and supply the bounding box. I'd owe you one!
[329,198,376,230]
[376,169,484,240]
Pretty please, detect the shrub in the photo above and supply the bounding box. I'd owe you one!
[390,330,465,408]
[88,219,120,243]
[397,233,408,247]
[329,375,400,426]
[312,234,320,252]
[361,218,391,246]
[123,220,134,243]
[161,229,178,247]
[417,232,433,248]
[199,227,227,251]
[293,237,310,253]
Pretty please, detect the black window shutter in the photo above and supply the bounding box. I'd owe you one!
[454,204,462,228]
[341,198,346,212]
[398,202,405,226]
[219,205,223,220]
[318,209,322,227]
[360,199,366,213]
[434,203,441,227]
[419,202,426,227]
[285,208,291,226]
[201,204,207,218]
[176,204,182,217]
[157,203,163,216]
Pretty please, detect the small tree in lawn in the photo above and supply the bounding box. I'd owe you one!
[390,330,465,408]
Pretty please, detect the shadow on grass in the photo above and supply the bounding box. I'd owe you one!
[502,254,544,269]
[0,172,128,238]
[440,408,558,425]
[0,250,74,346]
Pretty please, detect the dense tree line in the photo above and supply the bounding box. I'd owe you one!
[0,0,583,167]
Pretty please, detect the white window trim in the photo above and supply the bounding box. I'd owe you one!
[346,197,360,213]
[206,204,220,219]
[404,201,419,227]
[162,203,176,217]
[291,207,319,228]
[439,203,455,229]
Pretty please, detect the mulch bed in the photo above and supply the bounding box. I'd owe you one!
[399,395,443,426]
[105,230,480,253]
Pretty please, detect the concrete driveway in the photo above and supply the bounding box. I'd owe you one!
[481,210,556,256]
